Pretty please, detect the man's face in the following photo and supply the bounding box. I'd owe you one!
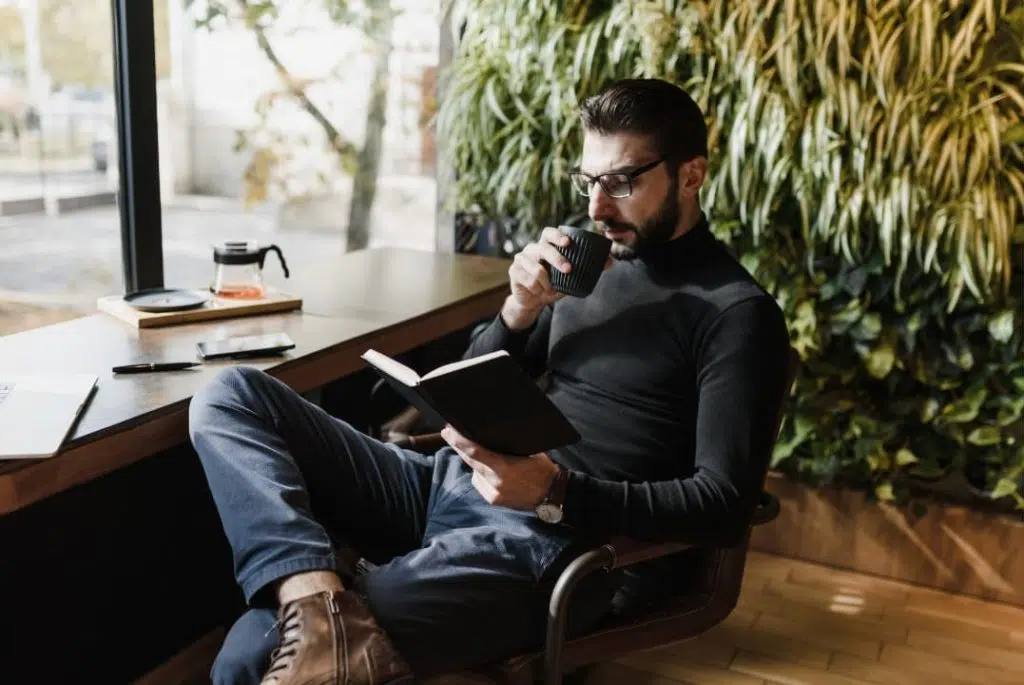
[577,131,680,260]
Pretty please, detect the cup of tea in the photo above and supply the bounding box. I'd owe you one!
[548,225,613,297]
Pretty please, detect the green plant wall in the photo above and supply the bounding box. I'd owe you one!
[437,0,1024,509]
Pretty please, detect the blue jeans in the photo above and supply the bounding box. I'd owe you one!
[188,366,612,684]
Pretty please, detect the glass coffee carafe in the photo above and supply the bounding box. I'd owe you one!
[211,241,290,299]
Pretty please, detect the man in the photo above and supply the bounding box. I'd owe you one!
[188,77,791,685]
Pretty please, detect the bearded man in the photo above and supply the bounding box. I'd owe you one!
[187,77,792,685]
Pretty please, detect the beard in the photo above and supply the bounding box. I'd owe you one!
[602,179,680,260]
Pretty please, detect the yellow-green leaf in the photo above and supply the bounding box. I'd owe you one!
[896,448,918,466]
[991,477,1019,500]
[866,343,895,379]
[875,482,895,501]
[1004,122,1024,144]
[967,426,1002,446]
[941,386,988,423]
[988,310,1015,343]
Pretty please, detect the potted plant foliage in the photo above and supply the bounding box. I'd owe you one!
[436,0,1024,511]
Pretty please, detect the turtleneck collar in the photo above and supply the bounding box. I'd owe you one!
[636,212,714,266]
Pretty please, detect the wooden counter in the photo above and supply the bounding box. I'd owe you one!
[0,247,511,515]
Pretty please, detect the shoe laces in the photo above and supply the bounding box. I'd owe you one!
[261,602,303,684]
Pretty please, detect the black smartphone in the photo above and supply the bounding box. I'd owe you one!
[196,332,296,360]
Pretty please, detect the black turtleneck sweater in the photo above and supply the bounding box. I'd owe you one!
[464,216,791,549]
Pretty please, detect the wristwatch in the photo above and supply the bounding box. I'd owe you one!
[535,466,570,524]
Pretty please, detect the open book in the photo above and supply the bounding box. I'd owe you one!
[361,349,580,456]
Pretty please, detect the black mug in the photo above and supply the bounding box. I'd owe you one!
[548,225,613,297]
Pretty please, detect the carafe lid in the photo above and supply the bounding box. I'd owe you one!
[214,241,263,265]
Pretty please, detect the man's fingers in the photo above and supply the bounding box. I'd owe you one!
[539,243,572,274]
[471,470,502,505]
[445,425,502,469]
[522,241,572,275]
[540,226,570,248]
[510,259,547,297]
[459,450,503,488]
[458,445,503,473]
[440,423,461,447]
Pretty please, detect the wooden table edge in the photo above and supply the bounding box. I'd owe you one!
[0,286,507,516]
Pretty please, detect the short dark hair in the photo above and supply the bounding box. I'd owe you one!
[580,78,708,163]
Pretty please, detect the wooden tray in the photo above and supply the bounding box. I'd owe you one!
[97,288,303,328]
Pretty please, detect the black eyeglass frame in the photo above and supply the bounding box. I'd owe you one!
[568,157,665,199]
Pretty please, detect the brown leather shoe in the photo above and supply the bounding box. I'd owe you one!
[261,590,416,685]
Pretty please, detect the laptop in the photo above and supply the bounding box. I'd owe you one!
[0,374,99,459]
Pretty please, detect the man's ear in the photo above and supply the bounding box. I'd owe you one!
[678,156,708,197]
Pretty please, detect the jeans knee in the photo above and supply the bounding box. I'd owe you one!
[189,366,267,446]
[211,608,278,685]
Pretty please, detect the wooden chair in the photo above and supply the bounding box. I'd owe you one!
[369,348,799,685]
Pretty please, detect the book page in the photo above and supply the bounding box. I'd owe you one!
[421,350,509,381]
[361,349,420,386]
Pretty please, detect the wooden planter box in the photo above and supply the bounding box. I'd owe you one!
[750,471,1024,607]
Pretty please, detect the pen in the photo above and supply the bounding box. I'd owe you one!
[112,362,201,374]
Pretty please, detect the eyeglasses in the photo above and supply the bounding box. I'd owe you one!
[568,158,665,199]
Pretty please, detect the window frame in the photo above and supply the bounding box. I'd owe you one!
[111,0,164,293]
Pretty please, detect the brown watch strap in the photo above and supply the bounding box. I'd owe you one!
[545,467,570,507]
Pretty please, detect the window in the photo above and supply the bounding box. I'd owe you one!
[154,0,443,294]
[0,0,445,337]
[0,0,124,335]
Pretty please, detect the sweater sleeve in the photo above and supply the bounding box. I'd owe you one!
[559,296,791,547]
[462,305,553,379]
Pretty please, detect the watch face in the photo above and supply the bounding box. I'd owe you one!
[536,502,563,524]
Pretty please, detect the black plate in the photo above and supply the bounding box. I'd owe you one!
[123,288,210,312]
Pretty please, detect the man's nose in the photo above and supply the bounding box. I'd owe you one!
[588,185,616,223]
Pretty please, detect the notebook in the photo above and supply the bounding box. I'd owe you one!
[361,349,579,456]
[0,374,98,459]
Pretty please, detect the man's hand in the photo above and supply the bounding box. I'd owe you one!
[441,424,559,510]
[501,227,572,330]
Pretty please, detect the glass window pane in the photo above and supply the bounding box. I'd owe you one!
[156,0,442,294]
[0,0,122,335]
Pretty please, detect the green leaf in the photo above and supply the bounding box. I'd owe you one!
[967,427,1002,446]
[866,450,888,471]
[741,252,760,274]
[940,386,988,423]
[920,398,940,423]
[771,415,815,466]
[988,310,1016,343]
[896,448,918,465]
[910,460,950,479]
[830,299,864,333]
[997,397,1024,426]
[852,313,882,341]
[991,477,1019,500]
[244,1,278,28]
[1003,123,1024,145]
[866,342,895,379]
[875,482,895,501]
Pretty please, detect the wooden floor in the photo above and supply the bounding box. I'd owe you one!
[586,551,1024,685]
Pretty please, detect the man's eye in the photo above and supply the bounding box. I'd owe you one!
[603,175,631,197]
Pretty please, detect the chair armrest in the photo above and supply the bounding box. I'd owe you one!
[602,538,691,569]
[751,491,780,526]
[563,491,780,572]
[390,431,445,453]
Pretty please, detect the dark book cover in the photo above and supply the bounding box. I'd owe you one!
[362,349,580,456]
